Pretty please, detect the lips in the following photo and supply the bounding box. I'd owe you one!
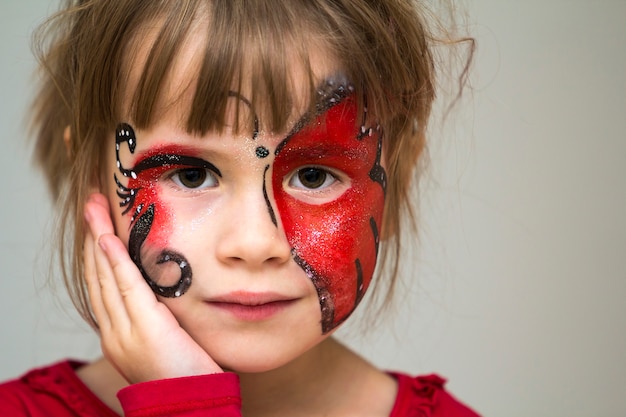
[207,291,298,321]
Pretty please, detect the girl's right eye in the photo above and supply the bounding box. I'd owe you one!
[170,168,218,190]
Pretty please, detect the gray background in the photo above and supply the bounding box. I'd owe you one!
[1,1,625,416]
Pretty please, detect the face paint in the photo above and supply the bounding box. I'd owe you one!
[115,124,221,297]
[113,81,386,328]
[271,85,387,334]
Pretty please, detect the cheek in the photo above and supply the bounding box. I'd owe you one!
[121,167,191,297]
[112,130,196,298]
[272,99,386,333]
[275,177,384,333]
[126,175,173,249]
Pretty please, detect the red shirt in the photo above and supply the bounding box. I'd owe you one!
[0,360,479,416]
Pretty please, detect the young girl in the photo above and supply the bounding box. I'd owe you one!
[0,0,478,415]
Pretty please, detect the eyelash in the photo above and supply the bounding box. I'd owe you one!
[163,165,345,195]
[287,166,343,192]
[168,167,220,191]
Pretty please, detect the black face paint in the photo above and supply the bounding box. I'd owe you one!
[270,80,387,333]
[128,204,192,297]
[114,123,198,298]
[220,80,386,334]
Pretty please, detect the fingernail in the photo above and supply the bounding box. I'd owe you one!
[98,236,108,253]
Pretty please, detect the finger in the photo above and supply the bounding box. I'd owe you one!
[85,195,132,329]
[83,227,110,331]
[93,233,132,329]
[85,192,115,236]
[86,192,161,325]
[85,195,162,321]
[98,233,162,321]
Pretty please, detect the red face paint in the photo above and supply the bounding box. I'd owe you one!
[124,145,184,247]
[271,94,386,333]
[115,124,217,297]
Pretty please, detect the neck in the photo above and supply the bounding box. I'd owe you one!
[78,337,396,417]
[237,337,386,417]
[76,356,128,415]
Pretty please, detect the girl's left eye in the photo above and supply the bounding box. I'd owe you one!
[170,168,218,190]
[288,167,338,191]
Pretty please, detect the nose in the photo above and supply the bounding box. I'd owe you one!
[215,185,292,269]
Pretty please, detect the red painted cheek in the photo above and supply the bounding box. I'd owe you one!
[272,96,385,333]
[124,144,199,249]
[115,134,195,297]
[126,175,171,248]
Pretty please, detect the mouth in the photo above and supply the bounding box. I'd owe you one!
[207,291,298,321]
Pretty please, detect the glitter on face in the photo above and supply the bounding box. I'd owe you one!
[114,124,223,297]
[112,80,386,330]
[270,85,387,333]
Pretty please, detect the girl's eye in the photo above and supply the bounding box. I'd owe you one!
[289,167,337,190]
[170,168,218,190]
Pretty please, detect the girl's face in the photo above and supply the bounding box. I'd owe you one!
[103,45,386,372]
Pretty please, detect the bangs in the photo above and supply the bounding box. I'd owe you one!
[33,0,452,327]
[88,0,434,140]
[122,0,337,136]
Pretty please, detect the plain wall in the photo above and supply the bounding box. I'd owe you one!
[1,1,625,416]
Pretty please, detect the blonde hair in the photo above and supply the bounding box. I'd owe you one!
[32,0,472,327]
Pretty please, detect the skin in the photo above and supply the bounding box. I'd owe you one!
[272,90,387,333]
[114,87,386,331]
[78,24,397,417]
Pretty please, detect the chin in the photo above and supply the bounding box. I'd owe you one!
[203,331,328,375]
[214,347,302,374]
[221,360,286,374]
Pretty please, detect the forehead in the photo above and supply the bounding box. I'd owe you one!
[119,11,344,136]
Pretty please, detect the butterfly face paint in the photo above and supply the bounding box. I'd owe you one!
[114,92,258,298]
[271,84,387,334]
[113,81,386,336]
[115,125,223,297]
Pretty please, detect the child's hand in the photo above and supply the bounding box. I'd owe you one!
[83,193,222,384]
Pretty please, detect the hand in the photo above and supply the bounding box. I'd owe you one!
[83,192,222,384]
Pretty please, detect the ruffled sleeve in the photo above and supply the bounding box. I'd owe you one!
[388,373,480,417]
[0,360,118,417]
